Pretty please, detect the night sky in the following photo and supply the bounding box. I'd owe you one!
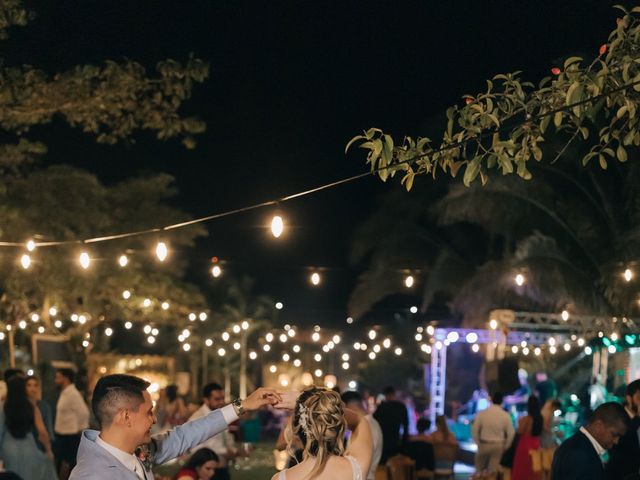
[4,0,618,328]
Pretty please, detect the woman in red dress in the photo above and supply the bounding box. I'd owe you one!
[175,448,219,480]
[511,396,543,480]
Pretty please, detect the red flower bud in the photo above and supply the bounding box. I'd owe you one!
[465,98,473,105]
[599,44,607,55]
[551,67,561,75]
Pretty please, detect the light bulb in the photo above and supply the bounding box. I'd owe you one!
[161,301,170,310]
[624,268,633,282]
[241,320,250,330]
[155,241,168,262]
[211,265,222,278]
[561,310,569,321]
[205,338,213,347]
[49,307,57,317]
[26,239,36,252]
[271,215,284,238]
[404,275,414,288]
[147,336,156,344]
[515,273,525,286]
[20,254,31,270]
[346,317,354,324]
[118,255,128,267]
[342,362,350,370]
[410,306,418,314]
[79,252,91,269]
[54,320,63,328]
[394,347,403,356]
[310,272,321,285]
[249,351,257,360]
[122,290,131,300]
[105,327,113,337]
[124,322,133,329]
[275,302,283,310]
[199,312,208,321]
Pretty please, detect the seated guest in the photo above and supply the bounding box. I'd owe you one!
[427,415,458,447]
[410,417,431,442]
[175,448,219,480]
[405,417,435,471]
[551,402,628,480]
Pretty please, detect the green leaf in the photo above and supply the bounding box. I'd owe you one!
[553,111,563,128]
[564,57,583,69]
[617,144,628,162]
[345,135,366,153]
[599,154,608,170]
[463,158,481,186]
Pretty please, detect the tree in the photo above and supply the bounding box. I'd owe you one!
[349,158,640,324]
[347,6,640,188]
[0,0,208,177]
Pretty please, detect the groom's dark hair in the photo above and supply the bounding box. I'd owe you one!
[92,374,150,427]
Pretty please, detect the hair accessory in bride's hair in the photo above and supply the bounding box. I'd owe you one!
[298,403,311,436]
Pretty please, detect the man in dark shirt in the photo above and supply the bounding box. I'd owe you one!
[551,402,628,480]
[605,379,640,480]
[373,386,409,463]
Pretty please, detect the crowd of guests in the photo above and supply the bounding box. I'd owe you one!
[1,364,639,480]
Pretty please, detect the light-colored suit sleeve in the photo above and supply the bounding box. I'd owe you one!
[151,408,230,464]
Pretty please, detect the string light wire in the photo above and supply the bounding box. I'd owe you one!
[1,77,639,248]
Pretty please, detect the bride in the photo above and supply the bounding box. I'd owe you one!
[273,386,373,480]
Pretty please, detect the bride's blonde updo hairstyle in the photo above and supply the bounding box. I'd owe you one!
[285,386,346,477]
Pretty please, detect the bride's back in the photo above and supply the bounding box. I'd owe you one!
[277,454,361,480]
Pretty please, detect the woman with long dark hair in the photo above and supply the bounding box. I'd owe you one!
[0,375,57,479]
[511,395,543,480]
[175,448,219,480]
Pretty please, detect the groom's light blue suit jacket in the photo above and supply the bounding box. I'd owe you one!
[69,409,229,479]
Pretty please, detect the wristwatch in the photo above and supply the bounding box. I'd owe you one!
[232,397,246,416]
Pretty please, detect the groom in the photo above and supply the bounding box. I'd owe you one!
[70,374,280,479]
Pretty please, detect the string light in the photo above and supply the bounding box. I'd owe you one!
[266,333,274,342]
[222,332,230,341]
[314,369,323,377]
[310,272,321,285]
[211,265,222,278]
[282,353,290,361]
[383,338,391,348]
[585,346,593,355]
[18,320,26,329]
[279,333,288,343]
[293,344,301,353]
[232,324,241,334]
[188,313,196,321]
[511,345,519,354]
[70,314,78,322]
[346,317,354,324]
[144,325,152,334]
[515,273,525,286]
[624,268,633,282]
[269,364,277,373]
[368,329,377,340]
[26,239,36,252]
[233,342,241,350]
[410,306,418,314]
[199,312,207,321]
[151,328,159,336]
[311,332,320,342]
[314,353,322,362]
[369,352,376,360]
[147,336,156,344]
[118,255,128,267]
[143,298,152,307]
[183,343,191,352]
[218,347,226,357]
[31,313,39,322]
[155,241,168,262]
[161,302,170,310]
[293,358,301,367]
[271,215,284,238]
[394,347,403,355]
[249,351,257,360]
[241,320,250,330]
[105,327,113,337]
[263,344,271,352]
[124,321,132,329]
[79,252,91,269]
[373,344,381,353]
[342,362,350,370]
[20,254,31,269]
[54,320,63,328]
[561,310,570,321]
[404,275,414,288]
[489,319,498,330]
[465,332,478,343]
[48,307,57,316]
[78,315,87,324]
[275,302,283,310]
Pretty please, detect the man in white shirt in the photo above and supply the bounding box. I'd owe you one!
[69,374,281,479]
[342,390,383,480]
[471,391,515,474]
[54,368,90,480]
[188,382,237,480]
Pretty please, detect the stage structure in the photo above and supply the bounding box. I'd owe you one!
[426,309,640,424]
